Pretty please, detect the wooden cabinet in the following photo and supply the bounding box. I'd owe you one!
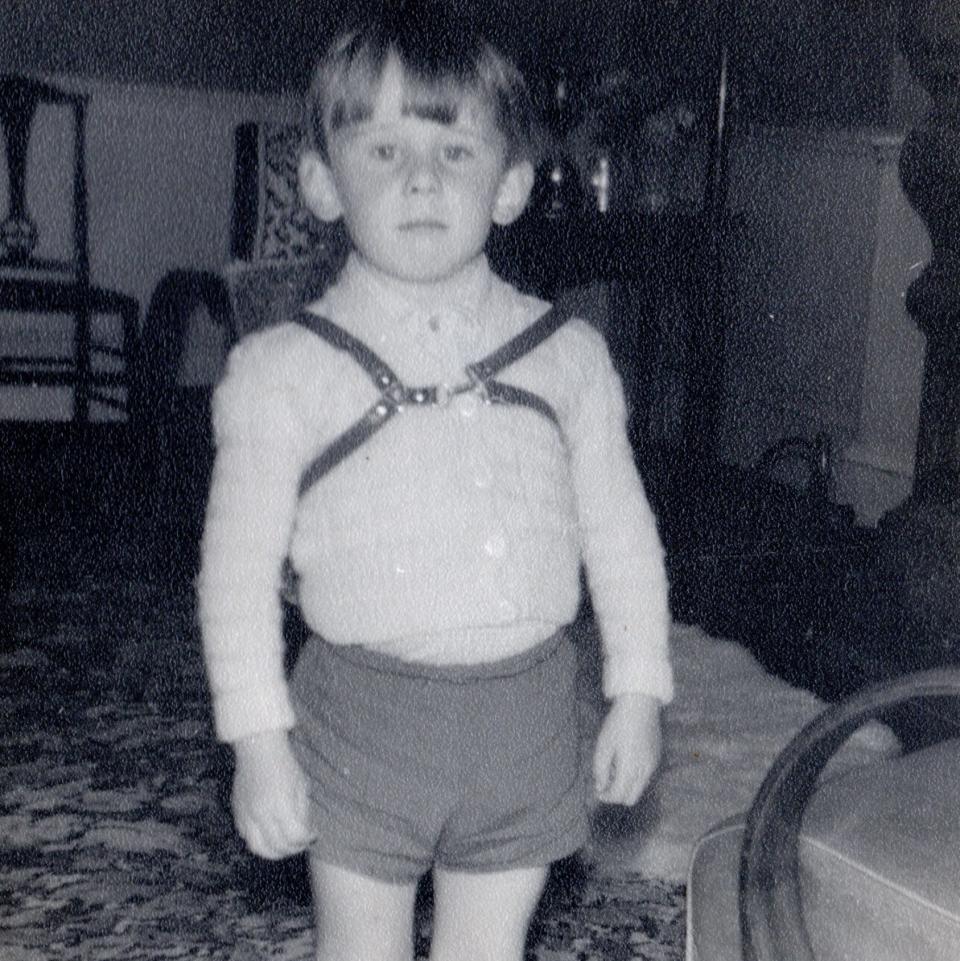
[487,210,716,472]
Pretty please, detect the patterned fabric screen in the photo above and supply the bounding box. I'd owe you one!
[252,123,340,262]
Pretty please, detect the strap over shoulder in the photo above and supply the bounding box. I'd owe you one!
[292,311,402,395]
[466,305,567,381]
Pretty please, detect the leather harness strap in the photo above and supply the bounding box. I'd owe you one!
[291,305,570,499]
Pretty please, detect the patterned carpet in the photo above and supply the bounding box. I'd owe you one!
[0,578,685,961]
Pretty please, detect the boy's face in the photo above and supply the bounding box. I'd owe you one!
[300,56,534,285]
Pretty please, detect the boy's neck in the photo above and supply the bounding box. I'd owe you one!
[351,252,489,313]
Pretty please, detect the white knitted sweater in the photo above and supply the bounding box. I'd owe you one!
[198,254,673,742]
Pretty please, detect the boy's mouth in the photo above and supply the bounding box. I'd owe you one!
[398,219,447,232]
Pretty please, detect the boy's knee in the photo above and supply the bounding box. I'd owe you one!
[310,859,418,961]
[430,865,549,961]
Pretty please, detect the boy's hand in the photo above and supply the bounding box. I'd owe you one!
[231,729,315,860]
[593,692,662,806]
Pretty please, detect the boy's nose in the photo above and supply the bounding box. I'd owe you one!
[404,155,441,194]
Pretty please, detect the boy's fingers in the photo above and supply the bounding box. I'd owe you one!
[604,768,630,804]
[263,819,305,859]
[275,803,316,853]
[595,763,620,802]
[238,809,310,860]
[287,791,315,848]
[622,756,656,805]
[242,822,276,860]
[592,733,614,789]
[295,786,315,840]
[594,764,614,799]
[278,821,314,854]
[597,754,653,806]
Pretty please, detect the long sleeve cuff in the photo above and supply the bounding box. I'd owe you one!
[210,680,298,743]
[601,619,675,704]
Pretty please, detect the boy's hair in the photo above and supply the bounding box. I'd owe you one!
[305,3,539,166]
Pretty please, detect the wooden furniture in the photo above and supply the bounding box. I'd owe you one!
[863,4,960,679]
[0,75,139,424]
[489,208,715,479]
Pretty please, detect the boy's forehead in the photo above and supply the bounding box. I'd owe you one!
[337,54,500,138]
[369,55,407,116]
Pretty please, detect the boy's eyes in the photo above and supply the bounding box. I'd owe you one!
[365,142,476,163]
[442,144,474,162]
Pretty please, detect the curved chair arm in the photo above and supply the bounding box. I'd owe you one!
[739,667,960,961]
[131,268,235,429]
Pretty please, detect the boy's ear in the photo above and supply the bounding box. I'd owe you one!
[298,150,344,222]
[492,160,535,226]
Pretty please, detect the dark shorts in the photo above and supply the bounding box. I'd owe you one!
[289,629,590,883]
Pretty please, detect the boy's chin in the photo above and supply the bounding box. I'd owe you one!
[363,251,486,285]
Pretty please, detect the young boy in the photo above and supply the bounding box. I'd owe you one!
[198,8,673,961]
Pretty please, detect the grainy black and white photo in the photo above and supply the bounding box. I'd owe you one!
[2,1,958,959]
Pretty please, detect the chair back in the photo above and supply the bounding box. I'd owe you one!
[0,75,88,280]
[0,74,138,424]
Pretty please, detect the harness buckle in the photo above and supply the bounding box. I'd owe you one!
[382,381,406,408]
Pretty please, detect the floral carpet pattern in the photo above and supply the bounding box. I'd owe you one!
[0,579,684,961]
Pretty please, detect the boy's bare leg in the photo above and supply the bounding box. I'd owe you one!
[309,857,419,961]
[429,865,549,961]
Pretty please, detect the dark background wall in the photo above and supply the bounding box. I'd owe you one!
[4,0,901,127]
